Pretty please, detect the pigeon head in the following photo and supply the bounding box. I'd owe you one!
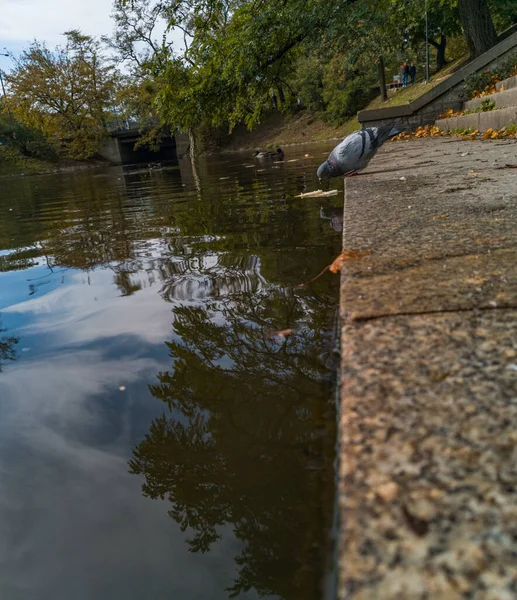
[317,161,332,181]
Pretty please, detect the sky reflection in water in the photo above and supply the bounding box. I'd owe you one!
[0,147,343,600]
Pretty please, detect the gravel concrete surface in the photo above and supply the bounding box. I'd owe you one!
[339,137,517,599]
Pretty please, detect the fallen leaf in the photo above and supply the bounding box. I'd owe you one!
[429,213,449,220]
[475,237,507,243]
[268,328,295,338]
[298,249,372,286]
[329,249,373,273]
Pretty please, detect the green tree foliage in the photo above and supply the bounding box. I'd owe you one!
[0,115,58,161]
[6,31,118,159]
[114,0,510,141]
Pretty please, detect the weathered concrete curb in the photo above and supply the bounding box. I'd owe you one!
[465,86,517,112]
[339,137,517,599]
[497,75,517,92]
[436,106,517,132]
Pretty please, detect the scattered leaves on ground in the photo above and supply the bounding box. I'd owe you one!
[392,126,444,141]
[439,108,464,119]
[392,124,516,142]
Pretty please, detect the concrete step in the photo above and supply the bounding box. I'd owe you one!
[464,86,517,111]
[496,74,517,92]
[436,106,517,132]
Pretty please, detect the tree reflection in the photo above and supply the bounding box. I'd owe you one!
[129,288,336,599]
[0,326,19,372]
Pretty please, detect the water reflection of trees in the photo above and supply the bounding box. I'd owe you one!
[0,325,19,372]
[129,288,336,600]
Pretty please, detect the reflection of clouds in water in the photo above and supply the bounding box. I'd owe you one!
[3,270,175,347]
[0,350,158,435]
[0,351,259,600]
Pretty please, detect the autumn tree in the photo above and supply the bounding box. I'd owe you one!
[6,30,118,158]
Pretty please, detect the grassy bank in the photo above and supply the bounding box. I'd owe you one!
[0,146,56,177]
[0,146,109,178]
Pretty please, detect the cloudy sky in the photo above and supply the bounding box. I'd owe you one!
[0,0,116,71]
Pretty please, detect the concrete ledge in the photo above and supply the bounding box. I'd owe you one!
[496,74,517,92]
[436,106,517,132]
[465,87,517,111]
[339,137,517,599]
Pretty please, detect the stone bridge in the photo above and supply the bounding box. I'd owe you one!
[97,121,190,165]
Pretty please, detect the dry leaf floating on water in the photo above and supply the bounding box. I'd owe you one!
[298,249,373,286]
[329,250,373,273]
[268,328,296,338]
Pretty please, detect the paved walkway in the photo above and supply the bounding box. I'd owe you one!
[339,137,517,599]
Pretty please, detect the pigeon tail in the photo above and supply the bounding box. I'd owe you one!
[376,120,403,144]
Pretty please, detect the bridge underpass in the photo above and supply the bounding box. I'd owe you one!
[97,127,190,166]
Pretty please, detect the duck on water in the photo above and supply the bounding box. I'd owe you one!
[253,148,285,159]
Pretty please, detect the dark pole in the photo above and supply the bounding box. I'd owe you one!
[0,51,11,117]
[378,55,388,102]
[425,0,430,82]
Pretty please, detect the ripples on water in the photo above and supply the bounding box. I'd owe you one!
[0,146,343,600]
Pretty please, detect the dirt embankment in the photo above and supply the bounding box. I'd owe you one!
[216,111,358,153]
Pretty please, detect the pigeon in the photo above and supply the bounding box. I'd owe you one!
[317,122,402,180]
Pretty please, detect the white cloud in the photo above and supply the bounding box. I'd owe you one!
[0,0,115,47]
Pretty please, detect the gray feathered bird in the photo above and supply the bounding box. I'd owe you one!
[317,122,402,180]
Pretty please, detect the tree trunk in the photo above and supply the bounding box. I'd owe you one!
[277,85,286,106]
[188,127,197,159]
[458,0,498,59]
[378,56,387,102]
[429,34,448,71]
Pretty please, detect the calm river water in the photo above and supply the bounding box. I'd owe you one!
[0,144,343,600]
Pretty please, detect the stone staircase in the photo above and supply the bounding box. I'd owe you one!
[436,73,517,133]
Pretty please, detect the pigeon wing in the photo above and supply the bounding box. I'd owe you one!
[329,131,368,174]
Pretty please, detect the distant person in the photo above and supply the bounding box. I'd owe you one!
[409,62,416,85]
[402,62,410,87]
